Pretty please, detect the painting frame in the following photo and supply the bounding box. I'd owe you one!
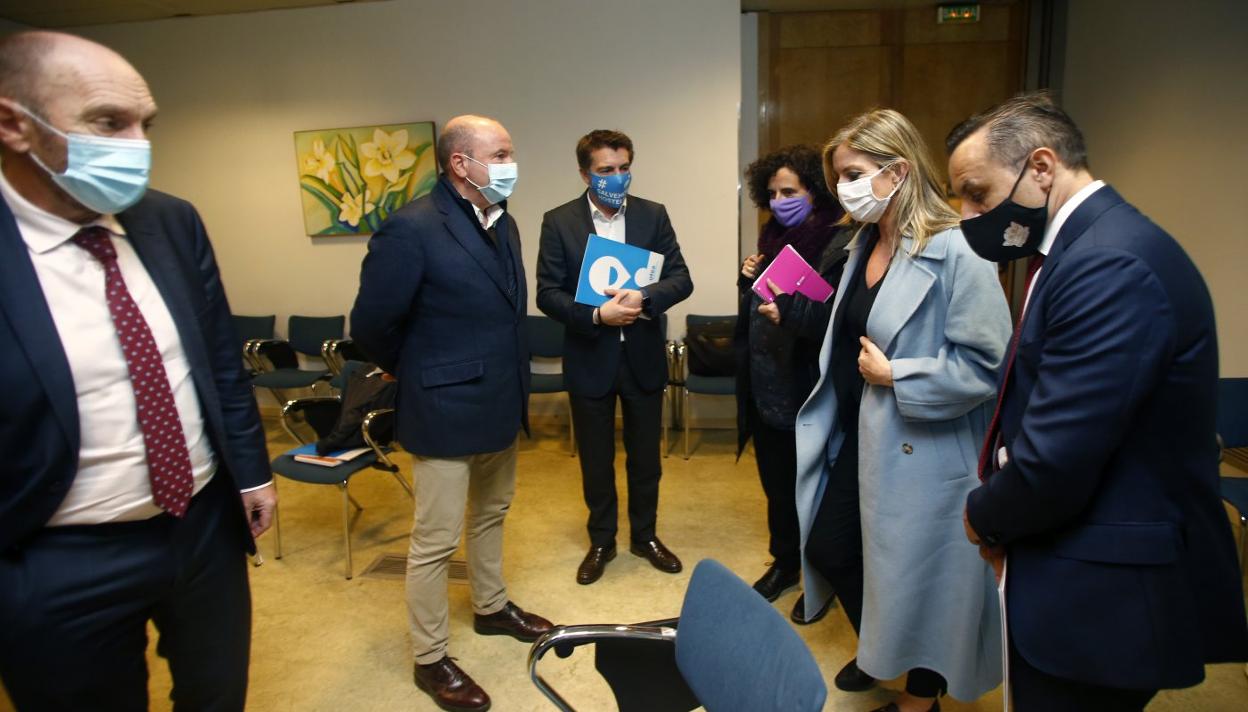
[293,120,438,237]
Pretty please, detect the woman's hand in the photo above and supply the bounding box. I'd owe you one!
[741,252,765,279]
[757,278,786,325]
[858,336,893,387]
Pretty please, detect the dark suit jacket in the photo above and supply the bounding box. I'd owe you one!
[966,186,1248,689]
[535,192,693,398]
[0,189,270,553]
[351,177,529,457]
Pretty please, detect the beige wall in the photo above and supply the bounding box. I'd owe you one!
[1063,0,1248,375]
[73,0,742,346]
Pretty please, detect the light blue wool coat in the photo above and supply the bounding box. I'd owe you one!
[795,227,1011,700]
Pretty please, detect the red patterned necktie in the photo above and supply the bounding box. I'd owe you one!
[72,226,195,517]
[977,254,1046,481]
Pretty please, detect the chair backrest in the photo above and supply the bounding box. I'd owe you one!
[1217,378,1248,449]
[675,560,827,712]
[233,314,275,346]
[306,360,368,440]
[683,315,736,378]
[288,315,345,357]
[527,315,565,359]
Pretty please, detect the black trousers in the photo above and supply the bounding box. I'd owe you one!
[0,474,252,711]
[804,424,865,635]
[750,401,801,572]
[570,350,664,548]
[1010,636,1157,711]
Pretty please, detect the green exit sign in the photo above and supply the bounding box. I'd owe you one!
[938,4,980,23]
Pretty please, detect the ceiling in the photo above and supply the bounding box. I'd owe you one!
[0,0,1021,29]
[0,0,384,28]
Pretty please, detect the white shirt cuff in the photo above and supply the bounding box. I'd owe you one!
[239,479,274,494]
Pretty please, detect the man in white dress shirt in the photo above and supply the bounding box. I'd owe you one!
[0,32,274,710]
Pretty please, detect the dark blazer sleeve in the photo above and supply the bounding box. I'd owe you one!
[643,205,693,315]
[966,249,1174,544]
[350,213,425,374]
[535,210,597,336]
[188,206,271,490]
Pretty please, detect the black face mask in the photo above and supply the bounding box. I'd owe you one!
[960,162,1050,263]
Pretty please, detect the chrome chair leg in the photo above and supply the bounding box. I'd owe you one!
[683,387,691,459]
[340,482,353,580]
[348,492,363,511]
[662,386,669,458]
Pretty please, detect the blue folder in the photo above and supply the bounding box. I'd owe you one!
[574,234,665,307]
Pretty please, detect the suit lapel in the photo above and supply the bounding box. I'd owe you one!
[0,197,79,446]
[116,203,227,435]
[1026,185,1125,308]
[434,182,512,304]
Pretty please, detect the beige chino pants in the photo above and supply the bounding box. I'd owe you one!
[406,440,516,664]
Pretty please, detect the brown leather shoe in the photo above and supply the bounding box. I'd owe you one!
[413,657,491,711]
[576,544,617,585]
[472,601,554,643]
[629,538,682,573]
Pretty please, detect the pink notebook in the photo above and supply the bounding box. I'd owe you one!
[751,244,835,304]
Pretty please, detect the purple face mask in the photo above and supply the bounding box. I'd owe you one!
[769,195,813,227]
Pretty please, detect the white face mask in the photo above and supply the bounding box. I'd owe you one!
[836,164,903,224]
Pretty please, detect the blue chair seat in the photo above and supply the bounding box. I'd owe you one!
[1223,477,1248,514]
[530,372,565,394]
[685,374,734,396]
[252,368,330,390]
[271,452,380,486]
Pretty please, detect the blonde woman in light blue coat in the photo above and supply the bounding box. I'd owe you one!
[794,109,1011,712]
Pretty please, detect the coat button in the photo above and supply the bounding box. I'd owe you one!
[901,443,913,455]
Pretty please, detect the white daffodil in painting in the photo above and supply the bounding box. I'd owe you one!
[338,189,376,228]
[301,138,336,183]
[360,128,417,184]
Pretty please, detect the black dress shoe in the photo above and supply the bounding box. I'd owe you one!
[413,657,491,711]
[789,593,834,625]
[472,601,554,643]
[869,701,939,712]
[629,538,682,573]
[576,544,617,585]
[752,564,800,602]
[835,657,877,692]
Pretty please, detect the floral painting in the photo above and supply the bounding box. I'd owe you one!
[294,121,437,236]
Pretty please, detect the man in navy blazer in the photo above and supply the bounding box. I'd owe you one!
[351,114,553,712]
[536,130,693,585]
[948,92,1247,708]
[0,33,274,710]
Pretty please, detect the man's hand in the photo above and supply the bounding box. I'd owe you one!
[741,253,765,279]
[600,288,642,326]
[858,336,893,387]
[241,485,278,539]
[965,507,1004,583]
[757,277,786,325]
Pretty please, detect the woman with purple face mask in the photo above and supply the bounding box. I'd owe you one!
[735,145,848,623]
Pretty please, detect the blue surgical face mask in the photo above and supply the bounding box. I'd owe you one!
[589,171,631,210]
[461,154,518,205]
[19,105,151,215]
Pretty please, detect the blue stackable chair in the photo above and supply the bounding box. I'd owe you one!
[528,559,826,712]
[269,361,411,579]
[527,315,576,456]
[1217,377,1248,573]
[676,314,737,458]
[249,315,344,402]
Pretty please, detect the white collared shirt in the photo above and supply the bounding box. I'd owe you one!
[472,201,504,230]
[588,192,627,243]
[999,179,1105,469]
[0,172,217,525]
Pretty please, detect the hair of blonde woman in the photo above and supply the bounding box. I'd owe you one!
[823,108,959,256]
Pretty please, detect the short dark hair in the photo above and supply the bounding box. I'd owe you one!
[436,121,475,171]
[744,144,836,212]
[576,130,634,171]
[946,90,1089,170]
[0,32,56,110]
